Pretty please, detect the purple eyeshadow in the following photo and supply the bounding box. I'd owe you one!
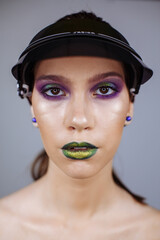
[91,78,124,99]
[35,76,124,101]
[35,80,69,100]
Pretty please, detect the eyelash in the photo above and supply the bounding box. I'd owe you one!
[43,87,65,97]
[40,82,119,99]
[41,84,67,99]
[92,83,118,98]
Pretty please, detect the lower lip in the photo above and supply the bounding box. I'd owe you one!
[62,148,97,160]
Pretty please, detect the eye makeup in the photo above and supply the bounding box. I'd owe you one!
[91,77,124,99]
[35,74,124,101]
[35,80,69,100]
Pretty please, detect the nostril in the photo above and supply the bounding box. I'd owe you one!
[68,125,90,131]
[69,126,76,130]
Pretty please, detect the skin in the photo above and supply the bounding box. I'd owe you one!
[32,57,132,179]
[0,56,160,240]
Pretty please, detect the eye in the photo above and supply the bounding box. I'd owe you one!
[40,83,67,98]
[96,86,115,95]
[93,82,118,97]
[44,87,65,97]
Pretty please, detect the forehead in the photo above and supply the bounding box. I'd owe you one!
[34,56,125,80]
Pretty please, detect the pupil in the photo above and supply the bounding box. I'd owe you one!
[100,87,108,94]
[51,88,60,95]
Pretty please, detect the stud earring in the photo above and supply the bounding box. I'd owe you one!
[32,117,37,123]
[126,116,132,122]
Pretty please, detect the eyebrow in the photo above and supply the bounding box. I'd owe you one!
[88,72,124,84]
[35,72,124,85]
[35,75,70,85]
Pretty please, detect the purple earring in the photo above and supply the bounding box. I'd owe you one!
[32,117,37,123]
[126,116,132,122]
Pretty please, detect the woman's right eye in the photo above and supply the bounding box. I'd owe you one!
[40,84,67,98]
[44,87,65,97]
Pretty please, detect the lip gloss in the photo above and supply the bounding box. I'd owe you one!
[62,142,98,160]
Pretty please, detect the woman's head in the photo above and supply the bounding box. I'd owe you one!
[11,11,152,180]
[31,55,133,178]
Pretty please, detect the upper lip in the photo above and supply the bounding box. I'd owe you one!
[62,142,98,150]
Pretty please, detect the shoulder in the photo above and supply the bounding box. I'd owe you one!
[131,203,160,238]
[0,196,20,239]
[143,206,160,231]
[119,190,160,238]
[0,181,42,239]
[0,180,42,215]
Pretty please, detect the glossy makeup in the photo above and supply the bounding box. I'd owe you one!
[32,56,133,179]
[91,78,123,100]
[61,142,98,160]
[35,76,70,101]
[35,73,124,101]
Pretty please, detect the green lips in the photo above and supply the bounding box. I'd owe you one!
[62,142,98,160]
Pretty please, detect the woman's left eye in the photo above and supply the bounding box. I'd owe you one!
[93,83,117,97]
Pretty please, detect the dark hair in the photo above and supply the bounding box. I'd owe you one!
[31,11,145,203]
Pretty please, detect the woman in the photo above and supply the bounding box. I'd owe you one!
[0,11,160,239]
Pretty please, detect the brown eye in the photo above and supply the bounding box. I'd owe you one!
[99,87,109,94]
[51,88,61,95]
[44,87,65,97]
[95,86,115,96]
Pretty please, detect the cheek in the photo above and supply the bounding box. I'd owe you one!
[31,90,66,148]
[94,94,130,149]
[96,96,129,130]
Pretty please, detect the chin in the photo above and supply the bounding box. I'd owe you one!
[63,160,106,180]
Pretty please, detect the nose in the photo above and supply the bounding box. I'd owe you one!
[63,95,95,131]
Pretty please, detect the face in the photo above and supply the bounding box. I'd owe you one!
[31,56,133,179]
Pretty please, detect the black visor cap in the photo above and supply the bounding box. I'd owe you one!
[12,17,153,97]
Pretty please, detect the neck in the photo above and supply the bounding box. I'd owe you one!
[41,160,121,219]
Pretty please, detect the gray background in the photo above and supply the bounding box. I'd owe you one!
[1,0,160,209]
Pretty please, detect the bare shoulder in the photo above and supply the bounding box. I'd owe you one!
[0,179,43,214]
[143,205,160,229]
[0,193,22,239]
[0,181,38,212]
[132,202,160,238]
[0,181,42,239]
[119,189,160,238]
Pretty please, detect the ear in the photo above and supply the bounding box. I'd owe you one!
[30,106,38,128]
[124,102,134,126]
